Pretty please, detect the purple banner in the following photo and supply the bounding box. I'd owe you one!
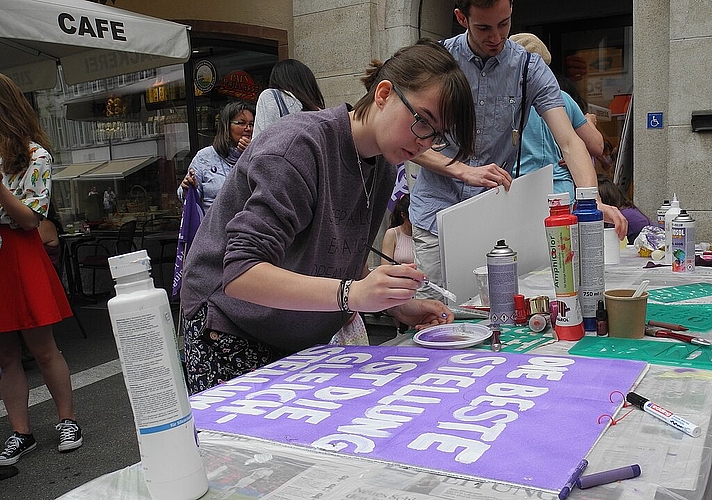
[190,346,646,493]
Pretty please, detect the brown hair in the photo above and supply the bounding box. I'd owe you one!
[598,176,634,210]
[455,0,513,16]
[353,39,475,163]
[0,73,52,174]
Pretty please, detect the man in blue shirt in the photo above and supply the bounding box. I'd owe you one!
[409,0,627,298]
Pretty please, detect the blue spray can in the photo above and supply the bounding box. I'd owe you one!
[573,187,605,333]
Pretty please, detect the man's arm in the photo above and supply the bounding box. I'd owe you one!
[575,114,604,157]
[412,149,512,190]
[542,107,627,239]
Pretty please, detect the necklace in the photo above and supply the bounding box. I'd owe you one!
[353,138,376,209]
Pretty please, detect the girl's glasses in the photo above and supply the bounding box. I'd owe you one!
[392,85,450,152]
[230,120,254,128]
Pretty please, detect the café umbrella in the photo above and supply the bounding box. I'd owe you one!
[0,0,191,92]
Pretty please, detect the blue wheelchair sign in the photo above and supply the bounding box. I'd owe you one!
[647,112,663,129]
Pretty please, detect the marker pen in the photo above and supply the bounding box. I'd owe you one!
[576,464,641,489]
[559,458,588,500]
[626,392,701,437]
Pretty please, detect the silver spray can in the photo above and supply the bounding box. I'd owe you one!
[656,199,671,229]
[671,210,695,273]
[487,239,519,325]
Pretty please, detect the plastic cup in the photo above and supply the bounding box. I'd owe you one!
[604,289,649,338]
[604,227,620,265]
[473,266,489,307]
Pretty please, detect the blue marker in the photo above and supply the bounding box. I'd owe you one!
[559,459,588,500]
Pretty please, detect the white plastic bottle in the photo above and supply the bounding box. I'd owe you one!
[664,194,681,265]
[107,250,208,500]
[656,199,671,229]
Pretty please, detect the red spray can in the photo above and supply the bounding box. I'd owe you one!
[544,193,585,341]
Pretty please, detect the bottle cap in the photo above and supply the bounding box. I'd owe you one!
[548,192,570,207]
[528,295,550,315]
[596,300,607,320]
[575,186,598,200]
[528,314,547,332]
[108,249,152,279]
[514,294,527,324]
[625,392,648,409]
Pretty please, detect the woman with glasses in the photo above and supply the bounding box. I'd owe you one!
[178,101,256,211]
[180,40,476,394]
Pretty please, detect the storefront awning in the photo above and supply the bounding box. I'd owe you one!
[0,0,191,92]
[81,156,155,180]
[53,161,107,181]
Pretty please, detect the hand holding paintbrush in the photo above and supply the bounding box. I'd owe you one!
[368,246,457,302]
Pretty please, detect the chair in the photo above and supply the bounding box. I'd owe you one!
[55,240,88,338]
[140,216,180,289]
[73,220,137,297]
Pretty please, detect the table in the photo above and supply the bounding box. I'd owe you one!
[59,247,712,500]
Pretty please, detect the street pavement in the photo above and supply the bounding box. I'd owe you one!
[0,295,397,499]
[0,300,141,500]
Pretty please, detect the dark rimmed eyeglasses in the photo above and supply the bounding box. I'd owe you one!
[230,120,254,128]
[392,85,450,152]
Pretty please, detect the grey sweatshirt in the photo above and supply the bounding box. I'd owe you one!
[181,104,396,352]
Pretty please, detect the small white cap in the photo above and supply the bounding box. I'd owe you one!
[548,192,570,207]
[108,250,152,279]
[576,186,598,200]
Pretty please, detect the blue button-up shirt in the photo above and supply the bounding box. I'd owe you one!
[410,34,563,234]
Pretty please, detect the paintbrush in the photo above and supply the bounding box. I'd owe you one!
[368,246,458,302]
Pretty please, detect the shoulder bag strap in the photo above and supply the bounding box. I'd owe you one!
[515,51,532,179]
[271,89,291,117]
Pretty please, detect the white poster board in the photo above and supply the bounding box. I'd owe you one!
[436,165,553,304]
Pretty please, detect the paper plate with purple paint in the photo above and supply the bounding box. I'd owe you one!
[413,323,491,349]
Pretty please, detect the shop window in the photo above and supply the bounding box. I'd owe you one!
[34,37,277,230]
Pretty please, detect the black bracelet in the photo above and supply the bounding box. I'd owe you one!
[337,279,345,311]
[338,278,354,313]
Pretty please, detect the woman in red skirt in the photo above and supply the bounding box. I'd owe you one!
[0,74,82,466]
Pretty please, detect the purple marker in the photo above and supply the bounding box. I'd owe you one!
[559,458,587,499]
[576,464,641,489]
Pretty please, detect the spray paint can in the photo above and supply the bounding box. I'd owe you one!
[664,194,681,265]
[487,239,519,325]
[107,250,209,500]
[656,199,671,229]
[544,193,585,341]
[573,187,605,334]
[671,210,695,273]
